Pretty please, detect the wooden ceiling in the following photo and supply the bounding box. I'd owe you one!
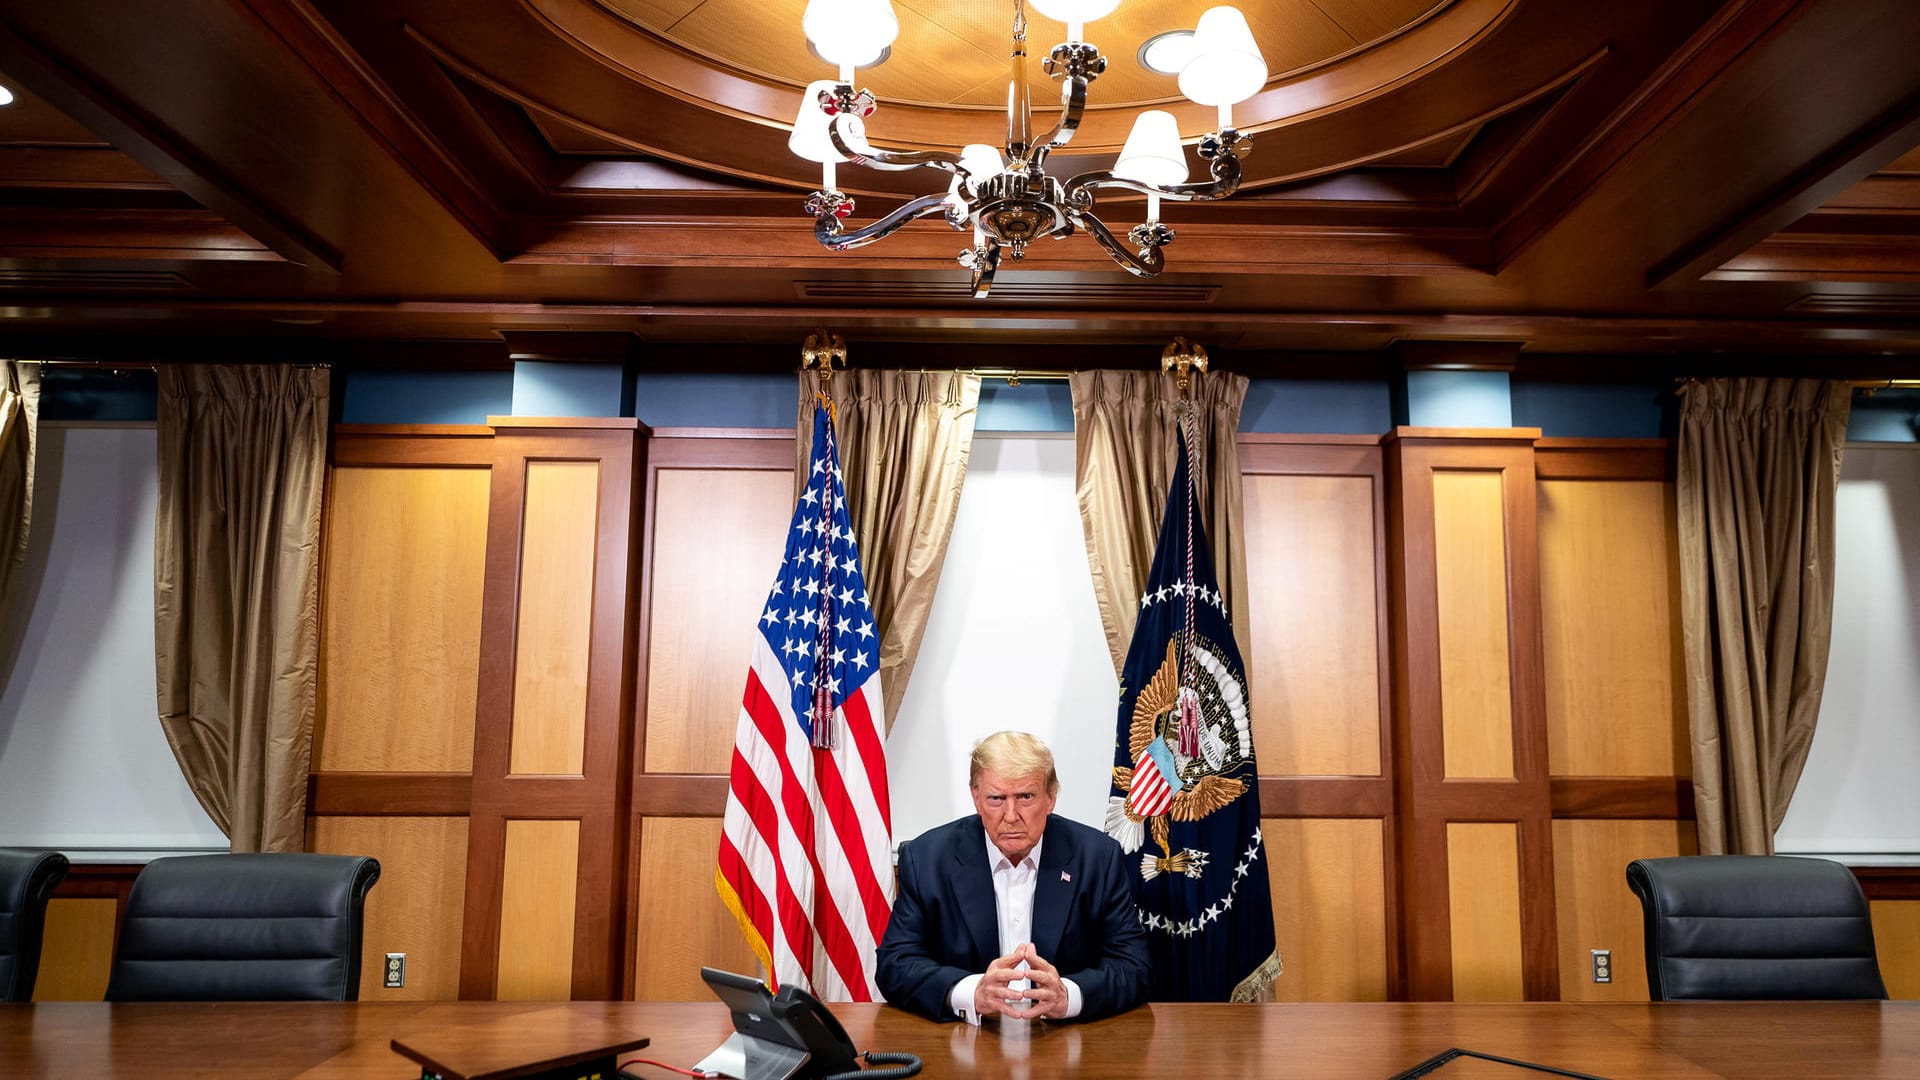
[0,0,1916,372]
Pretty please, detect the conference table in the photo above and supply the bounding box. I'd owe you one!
[2,999,1916,1078]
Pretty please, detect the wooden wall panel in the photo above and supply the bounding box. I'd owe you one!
[644,467,795,775]
[1447,822,1525,1001]
[508,460,600,777]
[31,897,116,1001]
[1263,818,1389,1001]
[632,817,760,1001]
[1245,474,1383,777]
[1432,470,1515,780]
[1550,818,1695,1002]
[496,819,582,1000]
[1538,480,1687,777]
[1871,900,1920,1000]
[319,466,488,773]
[312,816,471,1001]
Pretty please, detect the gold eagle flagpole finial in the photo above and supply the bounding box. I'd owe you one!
[1161,336,1209,399]
[801,329,847,417]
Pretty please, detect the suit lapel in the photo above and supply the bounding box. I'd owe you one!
[953,822,1000,964]
[1032,817,1070,960]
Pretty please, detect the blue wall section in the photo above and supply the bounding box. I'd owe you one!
[1402,370,1513,428]
[339,370,512,425]
[1241,380,1392,434]
[631,373,794,429]
[512,361,625,418]
[1847,390,1919,442]
[977,381,1073,432]
[39,368,159,422]
[1511,382,1668,438]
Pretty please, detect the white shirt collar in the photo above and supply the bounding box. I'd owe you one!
[985,829,1042,873]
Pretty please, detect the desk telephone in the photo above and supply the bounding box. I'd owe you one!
[681,968,921,1080]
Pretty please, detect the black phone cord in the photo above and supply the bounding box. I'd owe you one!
[820,1050,922,1080]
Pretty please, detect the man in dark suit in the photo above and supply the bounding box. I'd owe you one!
[876,731,1149,1023]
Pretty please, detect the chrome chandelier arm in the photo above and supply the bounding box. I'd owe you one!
[827,113,964,175]
[1031,73,1091,168]
[813,192,957,252]
[1070,209,1164,278]
[1061,145,1245,206]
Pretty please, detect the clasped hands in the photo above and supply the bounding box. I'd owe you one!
[972,943,1069,1021]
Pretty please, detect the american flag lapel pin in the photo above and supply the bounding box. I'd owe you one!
[1061,870,1071,883]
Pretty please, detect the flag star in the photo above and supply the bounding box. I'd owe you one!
[799,608,818,628]
[1156,587,1171,604]
[839,556,859,576]
[824,675,840,694]
[855,620,874,640]
[836,616,851,634]
[783,608,797,625]
[771,578,785,596]
[831,646,846,666]
[801,485,819,505]
[813,457,828,475]
[1140,592,1153,610]
[1234,862,1250,878]
[1170,581,1184,596]
[761,608,779,627]
[800,578,819,597]
[853,651,871,670]
[837,586,856,606]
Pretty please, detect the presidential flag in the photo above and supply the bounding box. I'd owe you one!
[1104,426,1280,1001]
[716,404,893,1001]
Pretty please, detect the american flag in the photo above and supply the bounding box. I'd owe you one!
[715,405,894,1001]
[1126,738,1183,818]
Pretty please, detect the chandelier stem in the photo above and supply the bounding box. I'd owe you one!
[1007,1,1031,164]
[1218,103,1233,131]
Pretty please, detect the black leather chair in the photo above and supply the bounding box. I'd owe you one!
[0,848,70,1002]
[106,853,380,1002]
[1626,854,1887,1001]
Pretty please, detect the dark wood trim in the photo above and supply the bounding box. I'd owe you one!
[1533,439,1671,482]
[50,864,140,900]
[334,424,496,437]
[647,427,793,441]
[307,772,473,816]
[645,433,795,470]
[331,428,496,468]
[1237,433,1386,447]
[1257,777,1393,818]
[632,775,729,816]
[1853,867,1920,901]
[1389,426,1545,444]
[1549,777,1695,819]
[486,415,643,430]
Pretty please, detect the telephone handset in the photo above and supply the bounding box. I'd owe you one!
[694,967,921,1080]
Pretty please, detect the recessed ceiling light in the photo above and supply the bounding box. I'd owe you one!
[1137,30,1197,76]
[0,85,15,108]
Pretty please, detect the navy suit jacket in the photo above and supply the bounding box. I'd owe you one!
[875,813,1148,1022]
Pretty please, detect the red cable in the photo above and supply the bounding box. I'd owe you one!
[617,1057,720,1079]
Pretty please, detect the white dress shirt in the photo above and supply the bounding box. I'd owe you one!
[948,833,1084,1024]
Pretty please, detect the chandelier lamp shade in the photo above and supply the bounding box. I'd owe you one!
[792,0,1267,297]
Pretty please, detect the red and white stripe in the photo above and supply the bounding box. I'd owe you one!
[717,631,892,1001]
[1128,750,1176,818]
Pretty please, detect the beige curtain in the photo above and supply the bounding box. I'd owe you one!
[1676,377,1850,855]
[0,362,41,615]
[155,365,329,853]
[796,370,981,731]
[1072,369,1249,675]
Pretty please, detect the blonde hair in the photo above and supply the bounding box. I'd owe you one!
[968,731,1059,795]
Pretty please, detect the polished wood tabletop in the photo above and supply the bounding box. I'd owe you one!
[3,1000,1917,1079]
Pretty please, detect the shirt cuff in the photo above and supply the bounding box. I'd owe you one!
[950,974,985,1026]
[1061,976,1083,1019]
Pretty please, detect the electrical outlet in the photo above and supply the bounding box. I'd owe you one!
[1590,948,1611,984]
[384,952,406,989]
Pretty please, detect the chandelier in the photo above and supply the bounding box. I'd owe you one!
[789,1,1268,297]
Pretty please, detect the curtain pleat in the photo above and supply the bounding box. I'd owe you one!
[1071,369,1249,675]
[0,361,41,617]
[154,365,329,853]
[1676,377,1850,855]
[796,370,982,732]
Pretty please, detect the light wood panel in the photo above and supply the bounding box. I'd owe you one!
[319,466,488,773]
[1433,470,1514,780]
[1871,900,1920,1000]
[31,898,116,1001]
[1550,818,1695,1002]
[312,816,471,1001]
[497,819,582,1000]
[1263,818,1389,1001]
[645,467,795,775]
[1538,479,1687,777]
[633,817,761,1001]
[1244,474,1383,777]
[1447,822,1524,1001]
[509,461,600,777]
